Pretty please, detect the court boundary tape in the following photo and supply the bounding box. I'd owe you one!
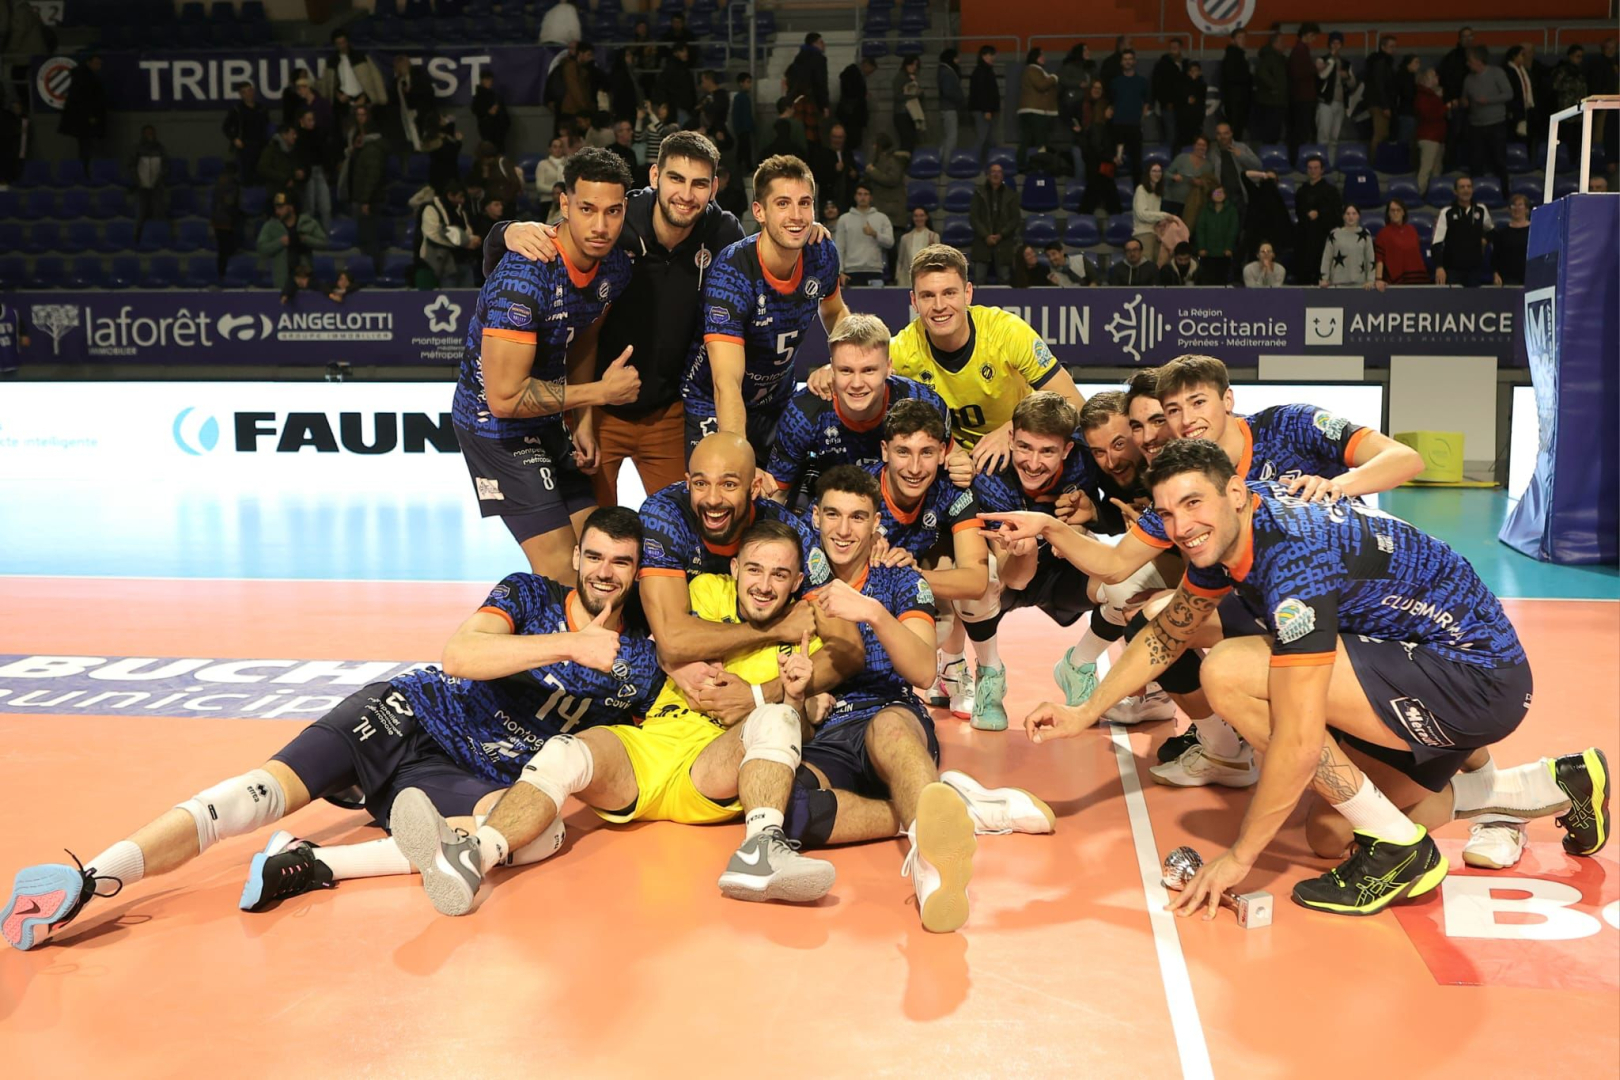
[1108,721,1215,1080]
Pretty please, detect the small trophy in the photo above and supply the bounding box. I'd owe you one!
[1160,846,1274,929]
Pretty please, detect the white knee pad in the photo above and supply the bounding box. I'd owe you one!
[517,733,595,812]
[954,560,1003,622]
[741,703,801,770]
[176,769,286,853]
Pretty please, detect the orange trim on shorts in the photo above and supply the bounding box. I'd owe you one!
[1128,520,1175,550]
[1270,651,1336,668]
[483,327,538,344]
[477,606,516,631]
[1342,425,1373,465]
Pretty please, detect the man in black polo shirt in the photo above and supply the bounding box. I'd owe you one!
[1431,175,1496,288]
[483,132,744,505]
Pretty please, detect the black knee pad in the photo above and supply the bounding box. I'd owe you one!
[1122,611,1202,694]
[784,765,837,849]
[1125,610,1150,642]
[963,609,1004,642]
[1091,613,1126,642]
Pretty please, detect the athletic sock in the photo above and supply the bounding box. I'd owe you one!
[1068,622,1112,667]
[1193,714,1243,759]
[969,635,1001,669]
[939,650,965,675]
[1333,776,1424,845]
[745,807,785,840]
[1451,758,1567,816]
[85,840,145,895]
[312,838,412,881]
[474,825,510,874]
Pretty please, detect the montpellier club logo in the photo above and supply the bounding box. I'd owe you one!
[34,56,76,111]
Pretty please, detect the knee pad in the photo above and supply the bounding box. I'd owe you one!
[963,609,1004,642]
[1125,610,1150,642]
[176,769,286,853]
[517,733,595,812]
[784,766,838,849]
[741,703,801,770]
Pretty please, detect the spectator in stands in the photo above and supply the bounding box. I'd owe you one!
[209,161,242,282]
[560,42,599,130]
[280,260,329,305]
[785,34,830,130]
[392,53,435,152]
[1364,35,1398,161]
[60,53,107,171]
[416,179,478,288]
[545,182,567,224]
[1044,242,1097,285]
[938,49,967,167]
[1487,194,1529,288]
[1192,184,1239,283]
[605,119,638,177]
[328,269,358,304]
[715,166,747,219]
[637,99,681,173]
[468,141,522,212]
[1504,46,1537,146]
[1057,45,1093,126]
[258,124,303,205]
[1108,237,1156,286]
[1251,30,1289,145]
[424,114,464,191]
[1157,241,1199,285]
[1017,47,1059,169]
[760,99,805,159]
[812,123,860,211]
[732,72,757,168]
[320,29,387,134]
[290,76,335,136]
[1243,241,1286,286]
[1240,174,1294,266]
[1152,40,1187,149]
[970,45,1002,163]
[1165,133,1214,223]
[1315,32,1354,156]
[282,68,314,128]
[893,54,925,154]
[1551,46,1588,144]
[1011,243,1050,287]
[1076,82,1120,214]
[534,134,568,218]
[609,46,642,125]
[341,123,387,276]
[1287,23,1320,164]
[834,182,893,286]
[896,207,939,287]
[1220,29,1253,140]
[657,12,693,61]
[1294,154,1340,282]
[585,111,616,149]
[1590,39,1617,147]
[1432,175,1494,287]
[0,99,23,190]
[1588,173,1609,192]
[836,57,876,153]
[257,191,328,290]
[1414,68,1447,195]
[656,43,697,128]
[472,70,511,152]
[1395,54,1421,147]
[1132,161,1180,265]
[821,199,840,227]
[1176,60,1207,153]
[539,0,582,46]
[1373,197,1428,288]
[346,101,379,148]
[470,195,506,265]
[1210,120,1270,219]
[970,160,1019,284]
[128,125,169,245]
[1099,36,1131,89]
[1464,47,1513,194]
[295,109,337,232]
[1440,27,1475,171]
[1319,203,1375,287]
[862,130,908,231]
[697,70,730,139]
[1108,49,1149,185]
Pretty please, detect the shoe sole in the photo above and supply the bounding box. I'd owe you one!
[1559,748,1610,856]
[2,864,82,951]
[718,860,836,903]
[939,770,1057,835]
[1148,766,1259,789]
[1292,850,1450,916]
[1052,658,1096,709]
[1461,848,1523,870]
[238,829,293,913]
[915,782,976,933]
[969,712,1007,731]
[390,788,477,917]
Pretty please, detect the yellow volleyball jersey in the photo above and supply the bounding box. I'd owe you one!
[887,305,1062,448]
[643,574,823,722]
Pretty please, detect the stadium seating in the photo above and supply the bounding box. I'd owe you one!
[1023,214,1058,249]
[1473,178,1506,209]
[1385,175,1423,204]
[1258,144,1291,173]
[1342,169,1382,209]
[942,180,975,214]
[1063,215,1100,248]
[907,147,942,180]
[1103,213,1133,247]
[906,180,939,211]
[985,146,1018,175]
[945,150,981,179]
[940,217,973,248]
[1020,173,1059,212]
[1333,143,1369,170]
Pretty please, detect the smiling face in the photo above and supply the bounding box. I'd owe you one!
[754,176,816,251]
[1083,413,1142,486]
[572,528,641,617]
[1127,394,1171,461]
[910,267,972,344]
[686,442,756,546]
[830,343,890,421]
[1011,427,1073,491]
[650,154,714,230]
[732,539,802,625]
[814,488,880,573]
[1160,381,1234,442]
[882,429,946,504]
[1153,469,1249,568]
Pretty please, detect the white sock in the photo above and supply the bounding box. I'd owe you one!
[1451,758,1566,816]
[313,837,412,881]
[939,649,964,676]
[1194,715,1243,759]
[86,840,144,895]
[474,825,510,874]
[745,807,785,839]
[1069,623,1111,666]
[1333,775,1424,845]
[505,817,566,867]
[969,635,1001,669]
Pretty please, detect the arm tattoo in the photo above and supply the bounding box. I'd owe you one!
[1314,745,1362,803]
[514,377,565,417]
[1141,586,1215,670]
[1146,623,1179,666]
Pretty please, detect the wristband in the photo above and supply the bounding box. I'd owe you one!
[751,682,765,708]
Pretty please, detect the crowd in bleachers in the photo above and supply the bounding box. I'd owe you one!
[0,1,1615,293]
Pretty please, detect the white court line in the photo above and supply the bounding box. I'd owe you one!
[1108,722,1214,1080]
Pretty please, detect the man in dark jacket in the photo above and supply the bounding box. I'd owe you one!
[836,57,875,152]
[810,122,861,211]
[257,124,303,203]
[1293,154,1340,281]
[472,70,510,151]
[59,53,108,170]
[970,161,1020,285]
[344,128,387,275]
[1431,176,1494,287]
[969,45,1002,161]
[785,34,830,116]
[1439,27,1474,170]
[1251,32,1289,144]
[1287,22,1319,164]
[655,42,697,124]
[1364,35,1398,160]
[1152,40,1188,148]
[1107,238,1157,286]
[1220,29,1253,140]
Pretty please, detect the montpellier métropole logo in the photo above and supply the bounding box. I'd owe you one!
[424,295,462,333]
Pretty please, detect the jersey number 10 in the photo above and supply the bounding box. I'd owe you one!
[951,404,986,430]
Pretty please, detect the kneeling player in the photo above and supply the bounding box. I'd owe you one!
[1,509,664,950]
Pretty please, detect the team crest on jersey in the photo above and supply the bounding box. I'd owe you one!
[508,302,532,327]
[979,362,995,381]
[916,577,934,606]
[645,539,665,561]
[695,246,712,270]
[709,306,728,324]
[489,584,510,599]
[1033,338,1055,367]
[1313,410,1349,439]
[757,294,768,313]
[1273,598,1317,644]
[923,510,938,529]
[824,425,840,440]
[947,491,973,517]
[598,279,612,300]
[611,659,630,679]
[917,369,935,382]
[804,277,821,299]
[807,545,832,587]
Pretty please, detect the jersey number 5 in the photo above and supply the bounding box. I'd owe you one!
[535,671,591,732]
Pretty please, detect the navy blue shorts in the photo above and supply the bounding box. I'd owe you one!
[454,422,596,543]
[272,681,505,827]
[1218,592,1267,638]
[683,408,781,466]
[802,698,938,801]
[1003,551,1094,628]
[1340,636,1534,791]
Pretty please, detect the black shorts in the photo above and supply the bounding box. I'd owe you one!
[1003,551,1095,627]
[454,422,596,543]
[1218,592,1267,638]
[1339,636,1534,791]
[683,408,782,466]
[801,698,938,801]
[272,681,505,826]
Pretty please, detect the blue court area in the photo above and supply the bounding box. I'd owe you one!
[1,478,1613,601]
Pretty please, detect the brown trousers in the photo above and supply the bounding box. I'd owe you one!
[589,400,688,507]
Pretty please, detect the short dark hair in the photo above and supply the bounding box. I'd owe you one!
[737,72,753,85]
[657,129,720,173]
[978,45,997,58]
[1124,369,1160,413]
[1155,354,1231,399]
[737,519,804,568]
[816,463,881,508]
[1174,241,1193,257]
[1013,391,1079,439]
[752,154,815,202]
[581,506,644,551]
[235,80,253,91]
[1567,44,1584,57]
[330,28,349,42]
[1144,438,1236,493]
[805,32,822,46]
[1077,391,1126,433]
[883,397,949,444]
[563,146,633,194]
[1121,48,1136,58]
[1123,237,1143,251]
[853,180,872,195]
[1300,21,1321,36]
[1043,241,1064,253]
[577,41,595,57]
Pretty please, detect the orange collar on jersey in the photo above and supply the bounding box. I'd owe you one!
[1232,415,1255,480]
[564,588,583,631]
[757,240,804,295]
[881,469,924,524]
[701,504,758,556]
[834,384,891,432]
[557,240,601,291]
[1021,464,1064,502]
[1225,493,1261,582]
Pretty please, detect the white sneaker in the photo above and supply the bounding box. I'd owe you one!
[1104,685,1179,725]
[1149,743,1259,788]
[902,782,976,933]
[931,659,975,719]
[939,769,1057,835]
[1462,820,1528,869]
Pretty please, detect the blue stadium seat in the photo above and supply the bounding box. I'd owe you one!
[1505,142,1530,173]
[19,159,52,187]
[1385,175,1422,204]
[1342,169,1382,208]
[24,191,55,219]
[62,222,99,253]
[59,190,92,219]
[223,252,260,288]
[1360,209,1385,234]
[1473,177,1505,208]
[863,9,891,34]
[327,217,359,249]
[90,189,126,219]
[1553,176,1579,199]
[0,223,20,251]
[1333,143,1369,170]
[68,256,107,289]
[1022,214,1058,248]
[313,254,339,280]
[404,154,431,183]
[1372,140,1411,174]
[135,220,172,253]
[24,223,60,255]
[1064,215,1100,248]
[1258,144,1290,173]
[1142,145,1172,170]
[196,155,225,183]
[239,186,269,217]
[1295,142,1328,171]
[166,159,193,186]
[376,252,415,288]
[1061,179,1088,213]
[852,150,866,172]
[899,9,929,34]
[1408,210,1435,246]
[1425,178,1456,207]
[945,149,980,179]
[860,39,890,61]
[347,257,379,286]
[180,255,219,288]
[906,180,939,211]
[1509,176,1542,204]
[940,217,974,248]
[144,254,180,288]
[1115,176,1133,206]
[1104,213,1133,247]
[98,220,136,252]
[895,39,924,58]
[0,190,16,217]
[0,256,26,288]
[1021,172,1059,212]
[174,219,212,252]
[1275,177,1296,209]
[908,146,942,179]
[108,255,143,289]
[986,146,1017,175]
[942,180,975,213]
[28,256,67,289]
[169,187,197,216]
[1536,142,1571,173]
[57,160,88,186]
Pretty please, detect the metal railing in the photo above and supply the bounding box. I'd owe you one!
[1544,95,1620,199]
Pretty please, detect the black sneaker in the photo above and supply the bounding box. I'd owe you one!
[238,831,334,913]
[1291,828,1448,917]
[1157,723,1200,764]
[1553,748,1611,856]
[2,850,119,951]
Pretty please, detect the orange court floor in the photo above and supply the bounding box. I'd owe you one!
[0,576,1615,1079]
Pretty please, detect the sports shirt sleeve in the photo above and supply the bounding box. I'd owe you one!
[766,396,814,487]
[940,485,984,533]
[477,573,548,631]
[1275,404,1370,469]
[637,491,693,578]
[970,472,1022,515]
[480,255,546,345]
[890,567,939,626]
[1258,540,1345,667]
[701,253,752,347]
[1127,507,1175,550]
[1002,312,1061,389]
[914,379,954,443]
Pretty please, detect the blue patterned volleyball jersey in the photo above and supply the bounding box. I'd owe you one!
[867,463,984,556]
[1130,404,1370,549]
[636,481,829,589]
[398,573,664,783]
[681,234,842,423]
[822,562,939,724]
[765,375,951,490]
[971,443,1099,515]
[452,247,634,439]
[1181,490,1525,668]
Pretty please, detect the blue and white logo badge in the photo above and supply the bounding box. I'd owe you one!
[916,577,934,606]
[709,306,729,324]
[1312,410,1349,440]
[923,510,938,529]
[1273,598,1317,644]
[172,407,220,456]
[611,659,630,679]
[597,279,612,301]
[947,491,973,517]
[644,539,666,561]
[508,302,532,327]
[423,294,462,333]
[804,277,821,299]
[1033,338,1055,368]
[807,545,832,587]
